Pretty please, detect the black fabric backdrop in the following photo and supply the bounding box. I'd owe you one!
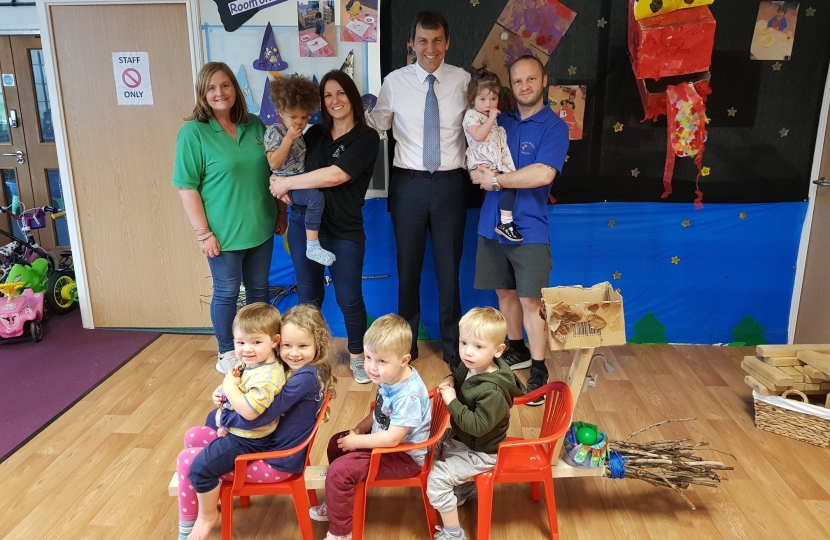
[379,0,830,204]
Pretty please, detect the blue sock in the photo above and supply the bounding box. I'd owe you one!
[179,519,195,540]
[444,525,463,538]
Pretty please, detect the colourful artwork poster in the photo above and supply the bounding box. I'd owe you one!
[548,85,585,140]
[472,25,550,90]
[750,1,799,61]
[340,0,378,43]
[497,0,577,56]
[298,0,337,57]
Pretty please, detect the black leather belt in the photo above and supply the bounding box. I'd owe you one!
[392,167,465,179]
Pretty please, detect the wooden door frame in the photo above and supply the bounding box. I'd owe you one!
[789,61,830,343]
[36,0,203,328]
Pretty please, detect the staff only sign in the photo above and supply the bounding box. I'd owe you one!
[112,52,153,106]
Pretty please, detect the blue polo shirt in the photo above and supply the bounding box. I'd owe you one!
[477,106,569,244]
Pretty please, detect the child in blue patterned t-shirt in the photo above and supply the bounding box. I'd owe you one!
[264,74,335,266]
[309,314,432,540]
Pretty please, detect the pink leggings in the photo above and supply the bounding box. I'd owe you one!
[176,425,296,520]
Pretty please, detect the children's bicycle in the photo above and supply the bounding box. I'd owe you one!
[0,204,77,314]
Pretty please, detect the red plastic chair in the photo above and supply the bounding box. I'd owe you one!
[473,382,574,540]
[351,387,451,540]
[219,392,331,540]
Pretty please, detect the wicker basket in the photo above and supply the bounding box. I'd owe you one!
[753,390,830,448]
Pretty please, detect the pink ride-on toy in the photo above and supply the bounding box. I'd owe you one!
[0,282,44,343]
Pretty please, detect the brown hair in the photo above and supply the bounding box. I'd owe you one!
[269,73,320,114]
[466,67,503,109]
[364,314,412,357]
[187,62,248,124]
[233,303,281,338]
[409,11,449,42]
[280,304,337,415]
[508,55,546,84]
[318,69,366,138]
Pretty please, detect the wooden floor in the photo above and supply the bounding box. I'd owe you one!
[2,336,830,540]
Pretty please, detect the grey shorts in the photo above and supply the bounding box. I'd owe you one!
[474,236,552,298]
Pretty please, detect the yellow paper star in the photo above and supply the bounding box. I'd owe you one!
[806,7,816,16]
[613,122,624,132]
[612,271,621,280]
[565,155,570,162]
[701,166,710,176]
[739,212,747,220]
[470,0,479,6]
[607,220,616,227]
[671,256,680,265]
[681,220,691,227]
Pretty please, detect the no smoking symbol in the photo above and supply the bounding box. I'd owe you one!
[122,68,141,89]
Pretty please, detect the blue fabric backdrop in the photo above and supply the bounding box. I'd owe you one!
[270,199,806,345]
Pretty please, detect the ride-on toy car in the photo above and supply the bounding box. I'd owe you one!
[0,282,44,343]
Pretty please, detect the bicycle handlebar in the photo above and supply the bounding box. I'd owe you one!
[0,205,61,220]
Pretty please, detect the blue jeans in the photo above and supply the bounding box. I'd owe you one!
[206,237,274,353]
[288,208,366,354]
[289,188,325,231]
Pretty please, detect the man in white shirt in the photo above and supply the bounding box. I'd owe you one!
[367,11,470,370]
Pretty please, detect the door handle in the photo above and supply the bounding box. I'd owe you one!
[1,150,25,164]
[813,177,830,187]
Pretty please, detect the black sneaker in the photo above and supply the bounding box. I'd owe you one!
[526,366,548,407]
[495,222,523,242]
[501,347,531,370]
[444,352,461,373]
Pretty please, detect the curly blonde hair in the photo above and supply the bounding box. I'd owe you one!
[280,304,337,416]
[269,74,320,114]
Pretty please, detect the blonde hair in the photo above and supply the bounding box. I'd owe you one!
[458,307,507,346]
[233,303,281,337]
[187,62,248,124]
[363,314,412,357]
[280,304,337,413]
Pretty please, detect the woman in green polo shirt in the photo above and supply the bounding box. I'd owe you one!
[172,62,283,374]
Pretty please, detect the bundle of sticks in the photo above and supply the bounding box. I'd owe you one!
[606,418,734,510]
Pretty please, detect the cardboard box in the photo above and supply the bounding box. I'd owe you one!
[636,71,711,121]
[541,282,626,351]
[628,2,716,80]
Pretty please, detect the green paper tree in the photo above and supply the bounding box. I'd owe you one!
[728,315,767,346]
[628,312,668,344]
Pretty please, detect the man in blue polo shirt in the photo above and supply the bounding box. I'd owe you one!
[470,55,569,406]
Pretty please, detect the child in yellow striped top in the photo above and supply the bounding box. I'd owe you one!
[214,303,287,439]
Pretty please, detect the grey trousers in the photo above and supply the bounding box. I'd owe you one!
[426,433,497,513]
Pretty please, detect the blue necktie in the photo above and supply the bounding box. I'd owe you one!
[423,74,441,173]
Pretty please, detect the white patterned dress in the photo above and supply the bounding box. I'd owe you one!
[462,109,516,173]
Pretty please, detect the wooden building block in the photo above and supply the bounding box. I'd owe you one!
[169,473,178,496]
[745,375,777,395]
[800,363,830,381]
[797,351,830,374]
[826,394,830,409]
[741,363,790,391]
[791,383,821,390]
[757,344,830,358]
[822,383,830,391]
[761,356,803,367]
[742,357,794,386]
[780,367,804,382]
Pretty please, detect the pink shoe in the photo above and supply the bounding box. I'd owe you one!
[309,502,329,522]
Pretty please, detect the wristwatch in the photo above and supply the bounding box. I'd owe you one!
[492,173,502,191]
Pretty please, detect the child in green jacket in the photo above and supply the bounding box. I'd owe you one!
[427,307,525,540]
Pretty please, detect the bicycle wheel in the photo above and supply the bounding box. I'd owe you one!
[45,269,77,314]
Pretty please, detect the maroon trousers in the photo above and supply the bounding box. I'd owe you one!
[325,431,422,536]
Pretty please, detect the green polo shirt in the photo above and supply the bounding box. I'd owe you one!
[172,116,277,251]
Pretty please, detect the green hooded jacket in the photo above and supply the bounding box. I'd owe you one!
[447,357,526,454]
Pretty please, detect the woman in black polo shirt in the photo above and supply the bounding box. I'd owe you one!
[269,69,379,384]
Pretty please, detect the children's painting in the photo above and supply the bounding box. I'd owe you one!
[497,0,577,57]
[472,25,550,92]
[750,1,799,61]
[548,85,586,140]
[340,0,378,43]
[297,1,337,57]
